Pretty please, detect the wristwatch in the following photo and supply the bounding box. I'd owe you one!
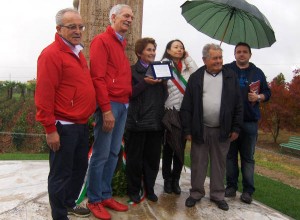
[257,94,261,102]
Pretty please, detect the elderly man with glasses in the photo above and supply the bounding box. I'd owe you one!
[35,8,96,220]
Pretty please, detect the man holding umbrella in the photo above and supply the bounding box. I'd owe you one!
[225,42,271,204]
[181,43,243,210]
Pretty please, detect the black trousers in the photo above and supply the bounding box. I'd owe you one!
[125,130,163,196]
[48,122,89,220]
[162,131,186,180]
[162,142,183,180]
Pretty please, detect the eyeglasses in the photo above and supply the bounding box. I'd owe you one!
[60,24,85,31]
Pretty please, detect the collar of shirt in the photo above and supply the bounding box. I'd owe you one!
[205,69,222,77]
[139,60,149,68]
[115,32,124,42]
[60,36,83,57]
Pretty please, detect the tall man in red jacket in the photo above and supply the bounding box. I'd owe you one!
[35,8,96,220]
[86,4,134,220]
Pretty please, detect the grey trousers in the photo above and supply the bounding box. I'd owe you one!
[190,126,230,201]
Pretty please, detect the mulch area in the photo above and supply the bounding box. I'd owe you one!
[255,144,300,189]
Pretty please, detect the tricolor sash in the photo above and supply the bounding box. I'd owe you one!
[171,67,187,94]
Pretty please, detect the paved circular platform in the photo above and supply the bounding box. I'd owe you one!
[0,161,292,220]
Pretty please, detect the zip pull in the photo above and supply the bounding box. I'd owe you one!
[71,100,74,107]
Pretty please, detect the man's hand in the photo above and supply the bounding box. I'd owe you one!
[229,132,239,142]
[102,111,115,132]
[144,77,162,85]
[248,91,259,102]
[46,131,60,152]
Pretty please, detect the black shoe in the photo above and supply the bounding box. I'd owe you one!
[67,205,90,217]
[147,193,158,202]
[129,194,141,203]
[185,196,201,207]
[225,187,236,197]
[240,192,252,204]
[210,199,229,211]
[164,179,172,194]
[172,179,181,195]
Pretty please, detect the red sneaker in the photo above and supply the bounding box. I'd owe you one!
[101,198,128,212]
[86,202,111,220]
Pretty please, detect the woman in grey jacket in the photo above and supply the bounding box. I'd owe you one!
[161,39,198,194]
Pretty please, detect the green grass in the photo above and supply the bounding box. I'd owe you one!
[0,153,48,160]
[184,150,300,219]
[253,174,300,219]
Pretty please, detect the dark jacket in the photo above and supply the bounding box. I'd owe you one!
[126,61,168,131]
[225,62,271,122]
[180,66,243,144]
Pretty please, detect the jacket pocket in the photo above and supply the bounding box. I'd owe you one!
[56,85,77,107]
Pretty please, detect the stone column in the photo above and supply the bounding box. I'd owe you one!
[77,0,143,65]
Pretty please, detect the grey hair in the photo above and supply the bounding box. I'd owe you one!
[202,43,222,58]
[56,8,80,26]
[109,4,131,24]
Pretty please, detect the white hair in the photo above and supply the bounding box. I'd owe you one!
[202,43,222,58]
[109,4,131,24]
[55,8,80,26]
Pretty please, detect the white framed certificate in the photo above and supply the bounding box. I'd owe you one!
[145,61,174,79]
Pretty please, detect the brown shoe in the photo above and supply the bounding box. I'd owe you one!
[67,205,90,217]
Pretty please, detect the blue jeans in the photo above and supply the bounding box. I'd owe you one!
[87,102,128,203]
[226,122,258,194]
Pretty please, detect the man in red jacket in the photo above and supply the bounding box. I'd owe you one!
[86,4,133,220]
[35,8,96,220]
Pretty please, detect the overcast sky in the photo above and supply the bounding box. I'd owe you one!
[1,0,299,82]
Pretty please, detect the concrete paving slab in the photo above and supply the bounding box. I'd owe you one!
[0,161,293,220]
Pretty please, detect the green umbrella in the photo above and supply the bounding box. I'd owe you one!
[181,0,276,49]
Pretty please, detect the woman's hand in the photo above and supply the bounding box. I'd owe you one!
[144,77,162,85]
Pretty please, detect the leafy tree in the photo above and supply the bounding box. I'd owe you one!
[26,80,36,97]
[16,82,27,101]
[288,75,300,129]
[259,73,291,143]
[2,81,16,99]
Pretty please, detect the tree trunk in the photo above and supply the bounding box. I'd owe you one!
[78,0,143,65]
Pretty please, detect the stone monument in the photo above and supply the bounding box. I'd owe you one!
[74,0,144,65]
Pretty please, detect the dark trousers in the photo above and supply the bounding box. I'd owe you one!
[162,143,183,180]
[125,131,163,196]
[226,122,257,194]
[48,122,89,220]
[162,130,186,181]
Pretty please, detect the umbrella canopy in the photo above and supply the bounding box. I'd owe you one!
[181,0,276,49]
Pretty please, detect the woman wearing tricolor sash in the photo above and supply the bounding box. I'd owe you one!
[161,39,198,195]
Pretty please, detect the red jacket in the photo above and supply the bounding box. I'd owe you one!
[35,33,96,134]
[90,26,132,112]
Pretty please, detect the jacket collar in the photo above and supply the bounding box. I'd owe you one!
[106,26,127,49]
[55,33,77,54]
